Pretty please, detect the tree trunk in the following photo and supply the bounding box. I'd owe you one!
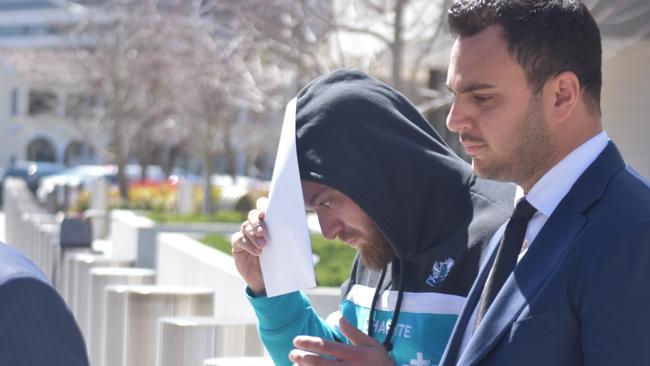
[113,122,129,201]
[222,123,237,180]
[201,148,215,214]
[391,0,406,91]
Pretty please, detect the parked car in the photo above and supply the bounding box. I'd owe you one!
[210,174,262,189]
[123,164,166,185]
[36,164,116,204]
[167,167,202,186]
[35,164,168,204]
[0,161,65,206]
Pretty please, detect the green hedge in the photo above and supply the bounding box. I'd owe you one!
[147,210,246,223]
[201,233,356,287]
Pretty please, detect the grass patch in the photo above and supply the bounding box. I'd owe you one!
[147,210,246,224]
[202,232,235,254]
[200,233,356,287]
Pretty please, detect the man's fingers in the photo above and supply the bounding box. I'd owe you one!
[231,231,262,256]
[339,317,379,347]
[293,336,353,361]
[256,197,269,212]
[247,209,262,227]
[241,221,267,248]
[241,218,267,246]
[288,348,339,366]
[246,210,269,240]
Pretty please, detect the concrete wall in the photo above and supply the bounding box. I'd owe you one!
[156,233,256,321]
[109,210,241,268]
[601,40,650,179]
[156,233,341,322]
[109,210,155,264]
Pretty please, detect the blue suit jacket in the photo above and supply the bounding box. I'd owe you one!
[440,142,650,366]
[0,243,89,365]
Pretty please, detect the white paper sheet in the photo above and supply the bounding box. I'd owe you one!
[259,98,316,297]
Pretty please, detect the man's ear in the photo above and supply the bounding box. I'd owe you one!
[546,71,580,123]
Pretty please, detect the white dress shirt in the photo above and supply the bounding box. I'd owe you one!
[458,131,610,353]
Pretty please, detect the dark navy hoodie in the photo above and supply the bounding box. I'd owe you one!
[249,69,514,366]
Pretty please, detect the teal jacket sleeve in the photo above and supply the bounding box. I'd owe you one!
[247,288,343,366]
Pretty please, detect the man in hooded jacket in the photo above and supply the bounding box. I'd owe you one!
[231,69,514,365]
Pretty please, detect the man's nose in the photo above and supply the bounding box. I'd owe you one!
[446,100,472,133]
[319,216,343,241]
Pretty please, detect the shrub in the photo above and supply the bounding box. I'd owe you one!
[311,235,356,287]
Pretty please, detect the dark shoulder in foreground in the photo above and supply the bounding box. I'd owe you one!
[0,242,49,285]
[0,242,89,366]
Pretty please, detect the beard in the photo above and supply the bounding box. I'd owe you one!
[358,235,395,271]
[473,93,554,186]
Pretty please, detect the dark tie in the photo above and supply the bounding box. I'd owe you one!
[475,198,537,326]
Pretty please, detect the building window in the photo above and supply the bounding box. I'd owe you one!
[11,88,18,116]
[28,89,58,116]
[27,137,56,163]
[64,141,96,165]
[65,92,97,118]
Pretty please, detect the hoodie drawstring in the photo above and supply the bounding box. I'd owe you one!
[367,268,386,338]
[367,261,405,352]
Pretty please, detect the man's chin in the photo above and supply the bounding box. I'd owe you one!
[360,253,393,271]
[472,160,507,182]
[471,159,490,178]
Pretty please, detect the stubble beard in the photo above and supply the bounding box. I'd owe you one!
[476,94,555,188]
[358,234,395,271]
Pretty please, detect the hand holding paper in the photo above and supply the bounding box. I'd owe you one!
[259,98,316,297]
[231,98,316,297]
[231,198,269,295]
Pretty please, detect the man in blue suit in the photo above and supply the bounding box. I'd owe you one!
[439,0,650,365]
[0,242,89,365]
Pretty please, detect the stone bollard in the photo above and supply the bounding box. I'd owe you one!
[74,254,133,341]
[156,316,264,366]
[60,250,93,305]
[37,222,60,282]
[103,285,214,366]
[176,180,195,215]
[88,267,156,366]
[19,212,55,265]
[87,178,110,240]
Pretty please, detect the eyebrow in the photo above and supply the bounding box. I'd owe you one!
[446,83,496,94]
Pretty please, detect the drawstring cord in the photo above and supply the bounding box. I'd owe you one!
[367,267,387,338]
[366,261,405,352]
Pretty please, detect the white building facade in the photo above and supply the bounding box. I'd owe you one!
[0,0,98,169]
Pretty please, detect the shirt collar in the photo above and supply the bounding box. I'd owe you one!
[517,131,609,216]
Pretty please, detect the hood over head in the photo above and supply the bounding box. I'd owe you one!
[295,69,474,261]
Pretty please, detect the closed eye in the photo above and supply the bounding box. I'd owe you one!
[319,201,332,208]
[473,94,492,103]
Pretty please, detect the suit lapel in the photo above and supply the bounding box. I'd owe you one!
[459,211,586,365]
[458,142,625,366]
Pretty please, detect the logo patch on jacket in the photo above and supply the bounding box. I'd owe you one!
[425,258,455,288]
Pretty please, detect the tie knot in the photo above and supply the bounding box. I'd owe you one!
[511,198,536,222]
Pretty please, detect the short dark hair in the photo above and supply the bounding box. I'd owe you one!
[448,0,602,114]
